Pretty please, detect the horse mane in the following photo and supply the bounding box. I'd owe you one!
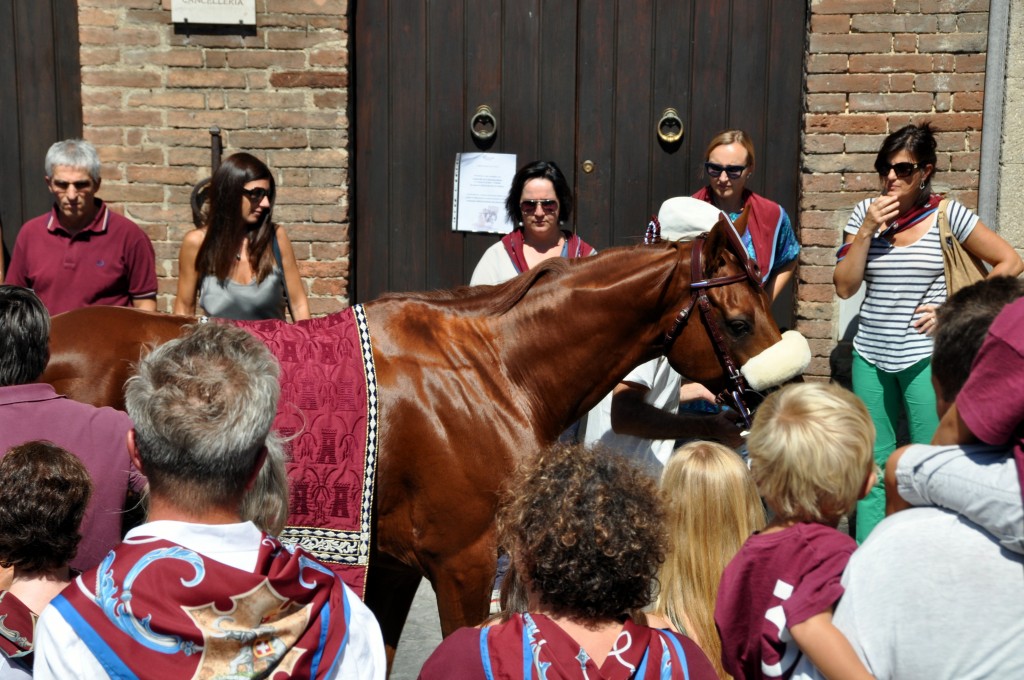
[377,257,573,315]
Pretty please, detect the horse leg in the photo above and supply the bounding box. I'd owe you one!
[424,538,496,637]
[363,553,423,671]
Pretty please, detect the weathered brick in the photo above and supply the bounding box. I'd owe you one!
[269,71,348,88]
[805,136,846,155]
[126,91,207,109]
[806,114,888,134]
[849,54,933,73]
[82,70,164,88]
[808,73,888,93]
[813,0,895,13]
[893,34,918,52]
[849,92,935,112]
[229,130,310,149]
[889,74,914,92]
[915,72,985,91]
[951,91,984,112]
[807,54,849,74]
[919,32,987,53]
[807,94,847,113]
[167,70,248,88]
[809,34,891,54]
[811,15,851,33]
[954,53,987,73]
[83,108,163,127]
[226,51,308,69]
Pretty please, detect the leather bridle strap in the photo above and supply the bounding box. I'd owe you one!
[661,233,758,428]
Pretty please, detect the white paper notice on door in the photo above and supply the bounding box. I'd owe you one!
[451,152,517,234]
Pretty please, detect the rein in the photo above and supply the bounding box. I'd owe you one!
[648,215,764,428]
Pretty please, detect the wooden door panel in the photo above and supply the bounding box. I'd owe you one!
[353,0,805,307]
[0,0,82,258]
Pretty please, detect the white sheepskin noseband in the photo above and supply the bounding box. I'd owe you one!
[739,330,811,391]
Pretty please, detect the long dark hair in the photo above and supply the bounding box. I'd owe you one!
[505,160,574,226]
[195,152,278,283]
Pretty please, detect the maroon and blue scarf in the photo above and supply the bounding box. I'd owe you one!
[501,230,596,275]
[52,534,349,678]
[836,193,942,260]
[0,590,36,663]
[478,613,695,679]
[693,186,781,283]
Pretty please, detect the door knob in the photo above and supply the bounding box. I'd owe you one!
[470,105,497,142]
[657,108,684,144]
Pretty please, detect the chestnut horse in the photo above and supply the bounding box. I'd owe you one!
[41,216,806,657]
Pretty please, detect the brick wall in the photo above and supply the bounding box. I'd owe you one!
[798,0,991,380]
[78,0,996,378]
[79,0,350,315]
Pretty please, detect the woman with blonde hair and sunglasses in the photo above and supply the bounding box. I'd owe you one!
[834,122,1022,541]
[649,441,766,680]
[693,130,800,302]
[470,160,595,286]
[174,152,309,321]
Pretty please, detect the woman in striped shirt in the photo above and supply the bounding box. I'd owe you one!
[834,122,1022,541]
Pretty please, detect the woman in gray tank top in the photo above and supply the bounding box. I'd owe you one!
[173,152,309,322]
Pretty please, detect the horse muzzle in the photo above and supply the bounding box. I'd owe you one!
[739,330,811,392]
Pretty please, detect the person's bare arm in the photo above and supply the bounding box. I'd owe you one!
[765,259,797,302]
[961,220,1024,278]
[834,197,898,299]
[131,297,157,311]
[789,610,874,680]
[276,228,310,321]
[173,229,204,316]
[610,382,744,448]
[931,402,978,446]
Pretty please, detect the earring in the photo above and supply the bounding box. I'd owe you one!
[919,182,926,190]
[517,221,523,227]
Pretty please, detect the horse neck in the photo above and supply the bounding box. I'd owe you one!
[494,245,690,439]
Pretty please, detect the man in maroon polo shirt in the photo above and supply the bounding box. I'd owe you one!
[5,139,157,315]
[0,285,146,571]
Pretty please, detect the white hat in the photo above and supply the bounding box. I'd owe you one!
[657,196,727,242]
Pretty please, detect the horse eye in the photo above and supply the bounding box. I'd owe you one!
[727,319,752,336]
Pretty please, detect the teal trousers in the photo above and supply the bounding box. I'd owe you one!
[851,350,939,541]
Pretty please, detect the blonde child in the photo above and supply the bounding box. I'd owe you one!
[715,383,875,680]
[651,441,766,680]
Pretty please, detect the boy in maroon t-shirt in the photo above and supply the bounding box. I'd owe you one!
[715,383,875,680]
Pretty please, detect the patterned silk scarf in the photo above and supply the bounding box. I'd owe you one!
[0,590,36,660]
[478,612,693,679]
[500,230,595,275]
[53,534,349,678]
[836,193,942,261]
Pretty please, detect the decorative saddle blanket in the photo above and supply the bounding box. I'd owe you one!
[233,305,378,598]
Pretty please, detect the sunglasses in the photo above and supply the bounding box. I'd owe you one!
[876,162,922,179]
[520,199,559,215]
[243,187,270,203]
[704,162,747,180]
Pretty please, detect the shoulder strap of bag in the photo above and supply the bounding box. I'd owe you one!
[936,198,952,248]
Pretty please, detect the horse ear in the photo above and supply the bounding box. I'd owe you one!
[702,214,732,275]
[734,202,751,235]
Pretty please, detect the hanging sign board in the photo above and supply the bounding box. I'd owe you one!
[171,0,256,26]
[451,152,517,234]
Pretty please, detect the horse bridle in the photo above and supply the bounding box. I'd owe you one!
[645,216,764,429]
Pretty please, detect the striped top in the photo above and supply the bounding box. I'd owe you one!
[845,198,978,372]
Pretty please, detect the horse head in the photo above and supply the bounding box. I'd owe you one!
[659,208,810,422]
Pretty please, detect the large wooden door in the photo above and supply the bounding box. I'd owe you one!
[354,0,805,318]
[0,0,83,267]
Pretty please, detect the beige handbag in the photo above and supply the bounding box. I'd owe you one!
[937,199,987,296]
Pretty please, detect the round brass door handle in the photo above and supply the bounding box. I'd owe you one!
[657,108,684,144]
[470,105,497,141]
[582,160,595,173]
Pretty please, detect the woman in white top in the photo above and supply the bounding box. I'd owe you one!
[470,160,594,286]
[833,122,1022,540]
[174,152,309,321]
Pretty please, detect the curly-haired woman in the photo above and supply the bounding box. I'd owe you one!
[0,441,92,677]
[419,444,717,679]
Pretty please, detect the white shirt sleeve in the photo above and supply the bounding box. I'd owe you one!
[32,601,110,679]
[333,583,387,679]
